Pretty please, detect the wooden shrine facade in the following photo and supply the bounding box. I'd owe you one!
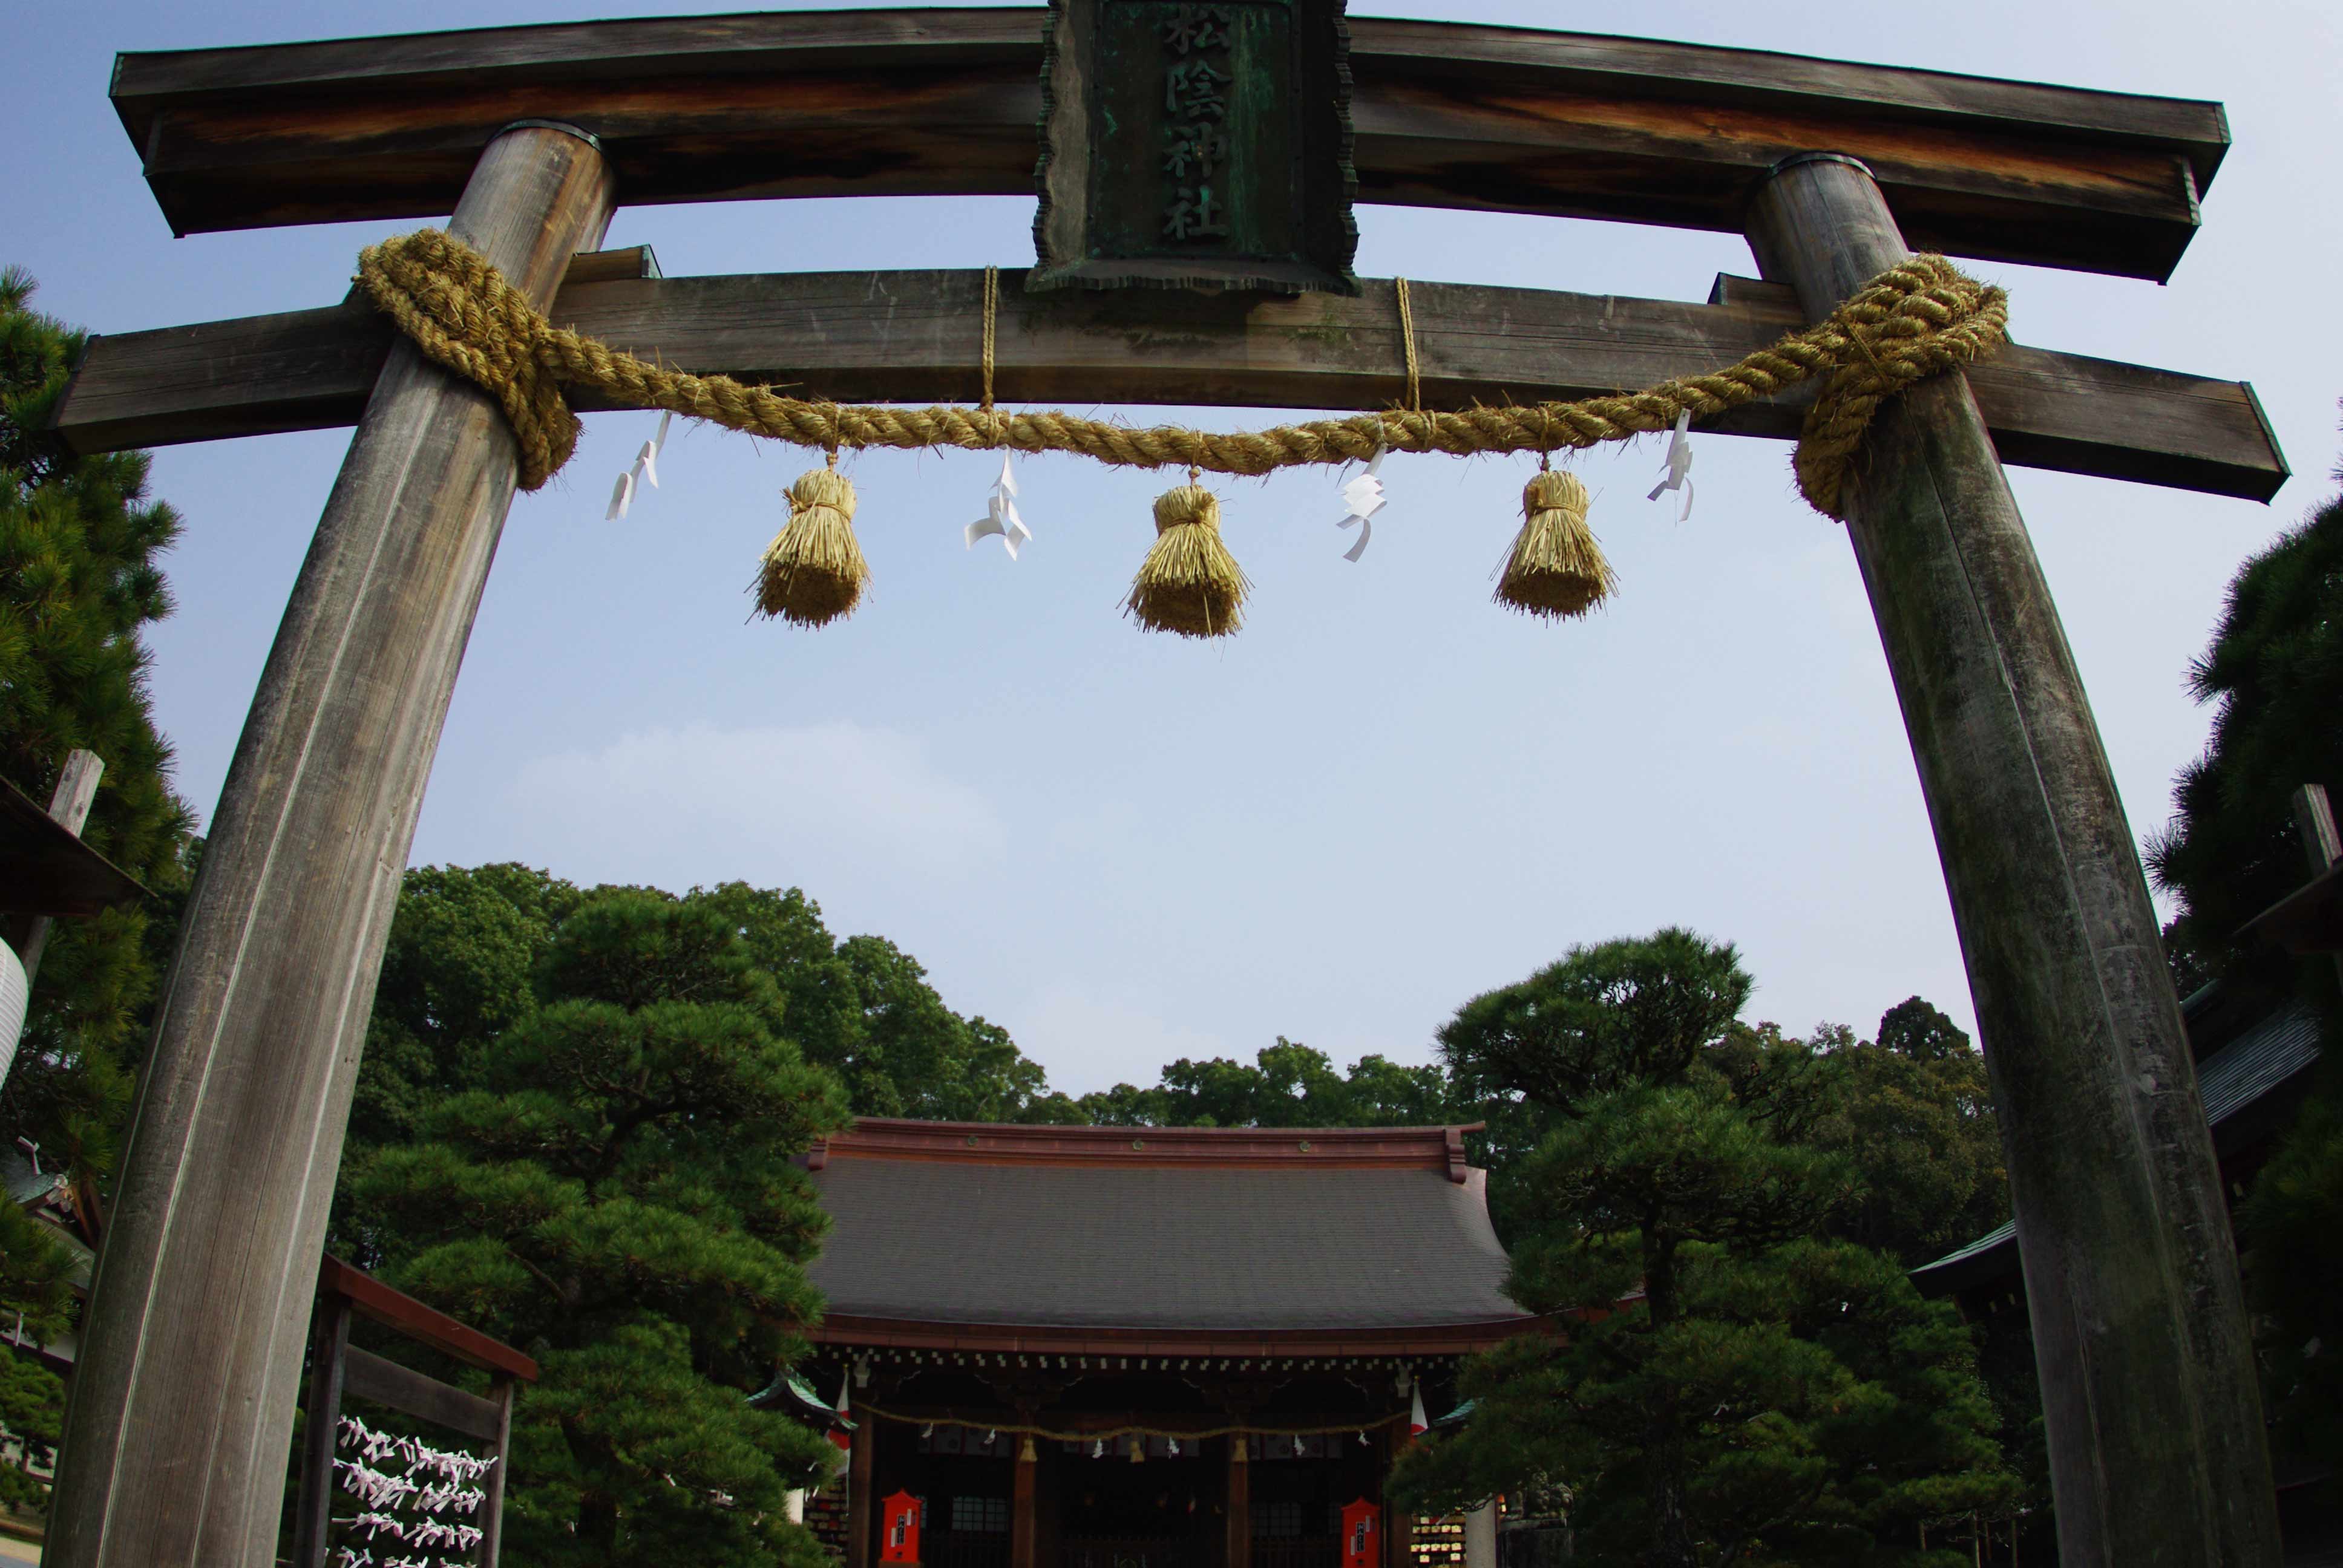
[798,1120,1536,1568]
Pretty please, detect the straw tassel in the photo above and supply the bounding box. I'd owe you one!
[757,463,870,626]
[1494,469,1616,620]
[1124,481,1250,638]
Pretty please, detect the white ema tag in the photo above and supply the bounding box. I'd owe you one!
[1335,446,1388,561]
[965,452,1034,559]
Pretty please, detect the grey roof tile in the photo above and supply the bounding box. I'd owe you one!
[807,1137,1521,1332]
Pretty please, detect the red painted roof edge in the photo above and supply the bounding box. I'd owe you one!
[807,1118,1487,1180]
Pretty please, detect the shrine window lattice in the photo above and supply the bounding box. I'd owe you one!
[952,1496,1012,1534]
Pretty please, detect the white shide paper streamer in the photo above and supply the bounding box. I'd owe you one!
[965,454,1033,558]
[1647,408,1694,520]
[1336,447,1388,561]
[606,410,675,521]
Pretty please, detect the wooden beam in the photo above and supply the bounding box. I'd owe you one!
[1011,1436,1038,1568]
[342,1346,506,1443]
[289,1293,351,1568]
[482,1377,516,1568]
[1746,151,2279,1568]
[319,1255,540,1383]
[108,10,2223,279]
[1225,1434,1251,1568]
[42,123,615,1568]
[848,1407,876,1568]
[54,267,2287,501]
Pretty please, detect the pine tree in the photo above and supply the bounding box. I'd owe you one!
[0,266,196,1223]
[1078,1038,1462,1128]
[2145,466,2343,995]
[1394,931,2020,1567]
[350,891,851,1567]
[0,1200,73,1508]
[1808,1000,2008,1269]
[2142,431,2343,1495]
[0,267,195,1498]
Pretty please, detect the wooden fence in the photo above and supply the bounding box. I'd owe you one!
[289,1255,540,1568]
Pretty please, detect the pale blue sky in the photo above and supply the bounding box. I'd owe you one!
[11,0,2342,1095]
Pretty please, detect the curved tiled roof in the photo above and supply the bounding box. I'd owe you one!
[803,1120,1531,1347]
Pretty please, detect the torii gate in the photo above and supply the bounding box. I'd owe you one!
[43,11,2289,1566]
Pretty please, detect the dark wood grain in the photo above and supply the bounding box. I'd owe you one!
[55,267,2288,501]
[482,1377,516,1568]
[290,1294,351,1568]
[106,10,2223,278]
[848,1406,876,1568]
[1748,152,2280,1568]
[320,1255,540,1382]
[1225,1437,1250,1568]
[342,1347,506,1442]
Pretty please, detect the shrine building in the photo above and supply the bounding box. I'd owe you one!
[796,1119,1541,1568]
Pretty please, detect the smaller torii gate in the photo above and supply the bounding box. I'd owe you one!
[40,12,2290,1567]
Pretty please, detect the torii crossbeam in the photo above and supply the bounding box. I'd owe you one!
[45,12,2286,1568]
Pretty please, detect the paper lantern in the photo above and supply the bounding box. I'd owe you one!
[0,936,27,1086]
[882,1491,923,1564]
[1342,1498,1379,1568]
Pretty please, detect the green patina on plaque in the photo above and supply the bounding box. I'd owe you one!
[1032,0,1358,294]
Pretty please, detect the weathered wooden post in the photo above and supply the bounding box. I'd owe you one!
[44,121,613,1567]
[1745,152,2281,1567]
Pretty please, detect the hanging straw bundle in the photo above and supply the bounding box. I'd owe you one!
[1124,482,1250,638]
[1494,469,1616,620]
[758,464,871,626]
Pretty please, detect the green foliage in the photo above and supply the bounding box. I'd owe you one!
[2143,437,2343,1489]
[350,863,586,1151]
[1807,1001,2008,1267]
[350,892,851,1567]
[346,869,1078,1174]
[0,267,196,1210]
[614,880,1081,1123]
[0,1201,73,1510]
[2146,475,2343,996]
[1395,931,2018,1567]
[1078,1037,1461,1128]
[2239,1092,2343,1492]
[0,267,195,1503]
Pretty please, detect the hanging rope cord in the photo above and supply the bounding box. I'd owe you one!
[354,228,2008,519]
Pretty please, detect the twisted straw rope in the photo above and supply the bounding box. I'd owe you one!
[355,229,2008,518]
[851,1402,1404,1444]
[1395,276,1420,415]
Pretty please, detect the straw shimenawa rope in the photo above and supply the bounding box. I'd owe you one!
[354,229,2008,520]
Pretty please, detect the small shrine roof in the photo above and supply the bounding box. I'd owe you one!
[803,1119,1535,1354]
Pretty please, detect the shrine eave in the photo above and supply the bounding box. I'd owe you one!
[807,1118,1481,1180]
[808,1313,1548,1362]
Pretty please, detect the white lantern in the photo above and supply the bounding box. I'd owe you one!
[0,936,28,1086]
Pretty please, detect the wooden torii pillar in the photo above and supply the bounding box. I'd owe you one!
[39,15,2291,1567]
[1748,153,2278,1567]
[44,121,614,1568]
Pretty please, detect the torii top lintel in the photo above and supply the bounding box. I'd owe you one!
[112,7,2224,281]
